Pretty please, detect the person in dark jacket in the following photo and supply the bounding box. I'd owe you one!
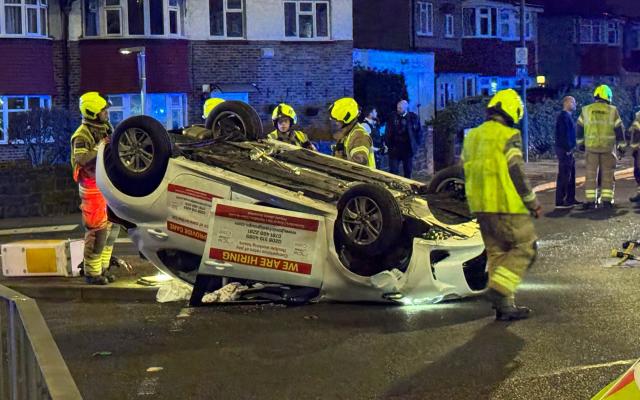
[361,106,386,169]
[386,100,423,178]
[554,96,580,209]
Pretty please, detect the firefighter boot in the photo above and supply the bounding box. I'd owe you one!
[581,202,596,210]
[102,266,117,283]
[486,289,531,321]
[85,274,109,285]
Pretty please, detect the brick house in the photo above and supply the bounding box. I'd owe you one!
[353,0,544,120]
[0,0,354,161]
[538,0,640,99]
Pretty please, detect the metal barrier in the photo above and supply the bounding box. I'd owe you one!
[0,285,82,400]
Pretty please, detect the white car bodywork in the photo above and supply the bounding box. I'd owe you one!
[96,140,486,304]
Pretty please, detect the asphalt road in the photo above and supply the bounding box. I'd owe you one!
[21,177,640,399]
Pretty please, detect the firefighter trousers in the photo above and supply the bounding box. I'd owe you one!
[79,185,120,277]
[476,213,538,298]
[585,151,616,203]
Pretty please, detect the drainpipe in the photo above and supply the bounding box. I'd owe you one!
[409,0,415,50]
[61,0,73,110]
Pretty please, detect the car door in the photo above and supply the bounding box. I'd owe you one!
[200,199,325,288]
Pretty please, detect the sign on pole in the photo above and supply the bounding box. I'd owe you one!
[515,47,528,66]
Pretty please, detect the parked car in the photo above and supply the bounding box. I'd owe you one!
[96,101,487,305]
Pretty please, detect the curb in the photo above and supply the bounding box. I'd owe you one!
[3,282,159,302]
[532,167,635,193]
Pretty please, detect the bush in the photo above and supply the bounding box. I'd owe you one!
[432,85,636,169]
[354,67,409,124]
[8,108,78,166]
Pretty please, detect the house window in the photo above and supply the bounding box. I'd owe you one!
[444,13,454,38]
[211,91,249,103]
[1,0,47,36]
[104,0,121,35]
[416,1,433,36]
[83,0,183,37]
[464,77,475,97]
[579,19,605,44]
[632,28,640,50]
[284,1,329,39]
[0,95,51,144]
[209,0,244,38]
[107,93,187,129]
[438,82,456,109]
[500,9,534,40]
[168,0,180,35]
[607,21,620,46]
[478,77,498,96]
[463,6,497,38]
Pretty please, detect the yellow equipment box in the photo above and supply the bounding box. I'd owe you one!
[0,240,84,277]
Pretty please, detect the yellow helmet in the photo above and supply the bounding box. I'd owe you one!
[203,97,225,119]
[594,85,613,103]
[487,89,524,125]
[79,92,110,120]
[329,97,359,124]
[272,103,298,125]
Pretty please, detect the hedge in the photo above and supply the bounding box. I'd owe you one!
[432,85,636,169]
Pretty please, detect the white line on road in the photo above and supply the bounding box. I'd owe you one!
[533,167,634,193]
[0,224,79,236]
[510,359,636,383]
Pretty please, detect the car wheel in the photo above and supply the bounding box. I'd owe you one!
[105,115,172,197]
[336,183,403,257]
[427,165,466,200]
[204,101,264,141]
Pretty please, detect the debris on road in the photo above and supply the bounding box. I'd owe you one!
[156,280,192,303]
[91,351,112,357]
[146,367,164,373]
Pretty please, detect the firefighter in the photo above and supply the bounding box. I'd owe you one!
[576,85,626,209]
[268,103,316,150]
[628,112,640,203]
[329,97,375,168]
[71,92,130,285]
[181,97,226,140]
[203,97,225,120]
[462,89,541,321]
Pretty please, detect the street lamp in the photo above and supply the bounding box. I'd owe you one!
[119,46,146,115]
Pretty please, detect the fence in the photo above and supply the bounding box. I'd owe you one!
[0,285,82,399]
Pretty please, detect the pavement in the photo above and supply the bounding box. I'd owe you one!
[3,158,640,399]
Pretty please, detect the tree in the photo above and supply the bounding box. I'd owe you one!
[354,67,409,125]
[8,108,78,166]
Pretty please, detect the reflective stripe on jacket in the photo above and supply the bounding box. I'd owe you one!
[70,121,110,183]
[577,103,624,153]
[343,123,376,168]
[463,120,529,214]
[268,129,312,148]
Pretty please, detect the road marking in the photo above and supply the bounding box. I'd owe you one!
[511,359,636,382]
[533,167,634,193]
[0,224,79,236]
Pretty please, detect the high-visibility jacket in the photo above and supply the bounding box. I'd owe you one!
[577,102,624,153]
[70,120,110,184]
[463,120,529,214]
[268,129,313,149]
[335,123,376,168]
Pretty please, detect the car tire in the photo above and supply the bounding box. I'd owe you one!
[336,183,403,257]
[427,165,466,199]
[204,101,264,141]
[105,115,172,197]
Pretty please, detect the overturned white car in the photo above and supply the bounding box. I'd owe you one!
[96,101,487,305]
